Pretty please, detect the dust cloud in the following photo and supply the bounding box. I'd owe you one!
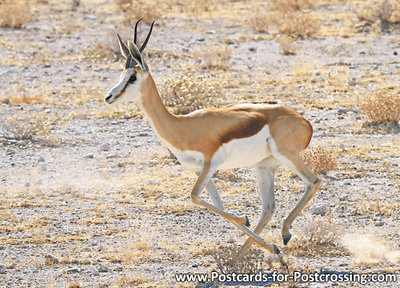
[342,233,400,265]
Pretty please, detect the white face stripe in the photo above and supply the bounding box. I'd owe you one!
[106,69,144,104]
[105,69,134,103]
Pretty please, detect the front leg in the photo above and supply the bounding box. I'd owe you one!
[240,156,281,253]
[191,161,279,255]
[205,179,250,227]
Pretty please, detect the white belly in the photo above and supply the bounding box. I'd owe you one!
[169,148,204,171]
[214,125,272,170]
[162,125,271,172]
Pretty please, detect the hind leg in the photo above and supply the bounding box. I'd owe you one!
[271,148,322,245]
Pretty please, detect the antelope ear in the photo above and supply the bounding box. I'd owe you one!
[127,40,144,68]
[116,34,129,59]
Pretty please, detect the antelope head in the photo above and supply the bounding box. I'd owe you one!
[105,19,155,104]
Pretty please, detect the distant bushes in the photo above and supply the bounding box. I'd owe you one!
[0,0,34,29]
[360,89,400,125]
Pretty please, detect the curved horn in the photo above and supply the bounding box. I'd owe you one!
[134,18,143,45]
[139,20,155,53]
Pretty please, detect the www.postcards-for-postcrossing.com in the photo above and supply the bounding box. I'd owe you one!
[175,270,398,285]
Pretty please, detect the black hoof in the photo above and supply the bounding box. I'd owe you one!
[283,234,292,246]
[273,244,280,254]
[245,216,250,227]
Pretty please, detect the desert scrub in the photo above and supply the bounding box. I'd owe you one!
[269,0,314,11]
[84,32,121,62]
[161,74,224,115]
[196,44,232,71]
[114,0,162,24]
[360,89,400,125]
[210,244,266,273]
[301,146,338,175]
[277,35,297,55]
[288,214,342,256]
[354,0,400,32]
[0,0,34,28]
[248,0,320,39]
[270,10,320,39]
[1,112,71,146]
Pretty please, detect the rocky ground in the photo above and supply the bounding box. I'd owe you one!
[0,0,399,287]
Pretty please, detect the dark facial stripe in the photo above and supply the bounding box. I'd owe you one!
[113,85,128,101]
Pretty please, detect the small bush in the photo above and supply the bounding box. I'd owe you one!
[161,73,224,115]
[248,12,270,33]
[354,0,400,31]
[271,11,320,39]
[0,0,34,28]
[114,0,162,24]
[360,89,400,125]
[114,0,132,11]
[197,44,232,71]
[1,112,70,145]
[210,244,266,274]
[301,146,338,175]
[288,214,342,256]
[277,35,296,55]
[269,0,314,11]
[248,1,320,38]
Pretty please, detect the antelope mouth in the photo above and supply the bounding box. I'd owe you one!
[105,86,127,104]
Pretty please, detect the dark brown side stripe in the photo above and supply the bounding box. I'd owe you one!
[220,113,268,145]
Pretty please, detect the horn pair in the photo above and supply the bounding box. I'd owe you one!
[117,18,155,55]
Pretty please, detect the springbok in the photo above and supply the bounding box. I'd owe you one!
[105,19,323,256]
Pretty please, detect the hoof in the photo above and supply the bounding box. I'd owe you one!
[244,216,250,227]
[283,234,292,246]
[273,244,280,255]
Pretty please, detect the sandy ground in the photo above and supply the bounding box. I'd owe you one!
[0,0,399,287]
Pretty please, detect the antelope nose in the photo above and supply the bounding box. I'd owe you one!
[105,93,113,103]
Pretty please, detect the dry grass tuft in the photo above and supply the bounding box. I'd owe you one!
[248,10,270,33]
[0,0,34,28]
[359,89,400,125]
[84,43,120,62]
[288,214,342,256]
[83,28,137,62]
[277,35,297,55]
[66,283,81,288]
[269,0,314,11]
[111,276,150,288]
[210,244,267,273]
[114,0,162,24]
[114,0,132,11]
[196,45,233,71]
[161,73,224,115]
[248,0,320,38]
[301,146,338,175]
[354,0,400,32]
[2,85,56,105]
[1,112,71,145]
[271,11,320,39]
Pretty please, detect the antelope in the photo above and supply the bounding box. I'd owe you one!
[104,19,323,256]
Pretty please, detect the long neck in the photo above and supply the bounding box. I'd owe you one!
[138,73,178,145]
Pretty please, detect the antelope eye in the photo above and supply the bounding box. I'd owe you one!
[128,74,136,84]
